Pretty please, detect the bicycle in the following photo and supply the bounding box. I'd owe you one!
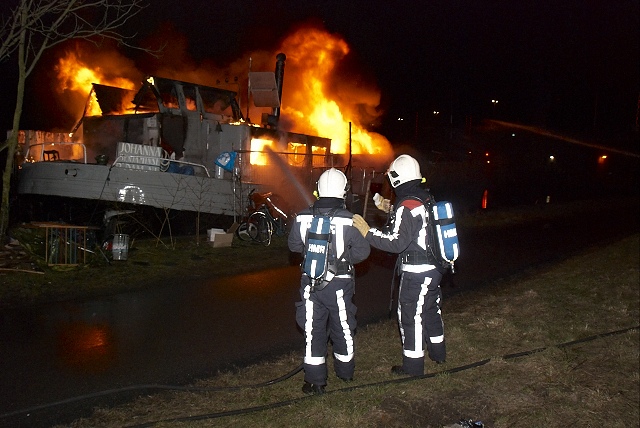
[236,189,288,246]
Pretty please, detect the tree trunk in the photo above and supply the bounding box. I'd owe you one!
[0,24,27,240]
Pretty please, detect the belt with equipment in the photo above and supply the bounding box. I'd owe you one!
[401,251,430,265]
[330,259,353,275]
[310,260,353,293]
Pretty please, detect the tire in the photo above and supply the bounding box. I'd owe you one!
[248,211,273,246]
[236,220,257,241]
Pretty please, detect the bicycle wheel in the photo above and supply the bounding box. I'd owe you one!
[248,211,273,246]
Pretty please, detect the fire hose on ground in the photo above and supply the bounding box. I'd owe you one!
[0,325,637,426]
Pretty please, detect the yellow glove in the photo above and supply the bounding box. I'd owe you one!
[352,214,370,237]
[373,193,391,213]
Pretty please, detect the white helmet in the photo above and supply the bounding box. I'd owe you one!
[387,154,422,188]
[317,168,348,198]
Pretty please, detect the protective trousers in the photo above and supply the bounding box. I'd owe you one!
[397,269,445,375]
[296,277,356,386]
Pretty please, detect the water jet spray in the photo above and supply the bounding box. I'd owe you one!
[263,146,316,209]
[490,120,639,158]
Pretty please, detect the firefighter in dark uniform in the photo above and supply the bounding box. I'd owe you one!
[288,168,371,394]
[353,154,446,376]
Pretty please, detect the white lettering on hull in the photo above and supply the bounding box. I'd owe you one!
[116,142,162,171]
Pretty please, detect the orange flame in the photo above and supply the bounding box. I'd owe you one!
[55,51,136,116]
[250,138,328,166]
[279,28,392,157]
[250,138,274,165]
[52,28,392,160]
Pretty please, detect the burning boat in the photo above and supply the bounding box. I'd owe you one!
[15,54,338,229]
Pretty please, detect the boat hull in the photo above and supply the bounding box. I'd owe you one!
[17,161,259,217]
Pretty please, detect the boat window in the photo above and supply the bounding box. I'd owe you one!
[287,142,306,166]
[155,80,180,110]
[199,87,234,117]
[183,85,198,111]
[93,84,143,115]
[312,146,328,167]
[132,82,160,113]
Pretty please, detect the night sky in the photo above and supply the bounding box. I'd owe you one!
[1,0,638,148]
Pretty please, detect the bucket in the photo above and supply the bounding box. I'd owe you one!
[112,234,129,261]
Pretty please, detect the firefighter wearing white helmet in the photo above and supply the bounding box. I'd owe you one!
[353,155,447,376]
[387,154,422,188]
[288,168,370,394]
[317,167,349,198]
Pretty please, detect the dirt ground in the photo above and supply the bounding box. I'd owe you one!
[0,238,40,273]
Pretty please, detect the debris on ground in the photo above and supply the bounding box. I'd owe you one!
[0,238,44,274]
[444,419,485,428]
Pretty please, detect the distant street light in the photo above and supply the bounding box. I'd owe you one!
[491,99,499,118]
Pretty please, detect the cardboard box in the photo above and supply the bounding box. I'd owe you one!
[207,223,238,248]
[209,232,233,248]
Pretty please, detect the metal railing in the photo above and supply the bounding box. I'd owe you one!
[26,142,87,164]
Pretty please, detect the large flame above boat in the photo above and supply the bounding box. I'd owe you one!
[53,26,392,158]
[55,48,138,116]
[279,27,392,157]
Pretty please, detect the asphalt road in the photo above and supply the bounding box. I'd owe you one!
[0,197,638,427]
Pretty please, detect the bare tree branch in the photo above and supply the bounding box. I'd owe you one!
[0,2,24,60]
[0,0,156,239]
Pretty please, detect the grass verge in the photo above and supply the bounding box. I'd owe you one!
[3,196,637,309]
[56,233,639,428]
[0,233,293,309]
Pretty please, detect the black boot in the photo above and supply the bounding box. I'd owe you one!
[302,381,326,395]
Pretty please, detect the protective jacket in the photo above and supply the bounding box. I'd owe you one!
[363,180,446,375]
[289,198,371,278]
[288,197,370,386]
[366,183,439,273]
